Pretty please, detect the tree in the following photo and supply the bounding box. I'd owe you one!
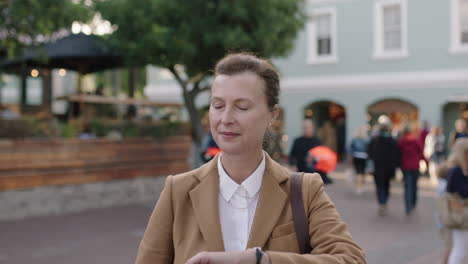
[0,0,91,57]
[96,0,306,161]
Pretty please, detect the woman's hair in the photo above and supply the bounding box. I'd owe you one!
[430,125,441,136]
[447,138,468,176]
[377,115,392,132]
[214,52,279,110]
[400,122,412,135]
[354,125,368,139]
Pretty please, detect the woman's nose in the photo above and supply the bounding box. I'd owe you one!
[221,107,235,124]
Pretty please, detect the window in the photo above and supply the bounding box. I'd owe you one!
[307,7,338,64]
[374,0,408,59]
[450,0,468,53]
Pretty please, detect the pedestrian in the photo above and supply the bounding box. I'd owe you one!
[317,120,337,152]
[368,115,400,216]
[446,138,468,264]
[448,119,468,150]
[288,119,321,172]
[420,121,430,174]
[135,53,366,264]
[398,123,424,215]
[434,162,452,264]
[425,125,446,186]
[349,126,369,195]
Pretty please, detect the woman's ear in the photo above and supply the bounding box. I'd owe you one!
[270,104,280,123]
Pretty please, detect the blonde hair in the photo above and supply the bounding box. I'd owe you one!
[377,115,392,131]
[400,122,412,134]
[447,138,468,176]
[353,125,369,139]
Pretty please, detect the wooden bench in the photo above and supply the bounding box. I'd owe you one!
[0,136,192,190]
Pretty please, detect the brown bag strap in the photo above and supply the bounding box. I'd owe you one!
[290,172,312,254]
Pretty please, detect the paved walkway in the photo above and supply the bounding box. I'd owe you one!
[0,168,446,264]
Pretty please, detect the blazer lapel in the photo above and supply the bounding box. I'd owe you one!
[247,154,289,248]
[189,156,225,251]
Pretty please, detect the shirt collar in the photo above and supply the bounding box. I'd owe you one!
[218,152,265,202]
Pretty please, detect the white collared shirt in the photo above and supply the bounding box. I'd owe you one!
[218,152,265,252]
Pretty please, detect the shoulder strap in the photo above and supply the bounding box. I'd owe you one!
[290,172,312,254]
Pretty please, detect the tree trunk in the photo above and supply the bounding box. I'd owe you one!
[182,88,204,167]
[41,69,52,116]
[128,67,136,98]
[20,70,27,113]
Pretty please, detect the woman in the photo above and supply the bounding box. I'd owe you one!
[368,115,399,216]
[398,123,423,215]
[350,126,369,195]
[424,125,445,186]
[446,138,468,264]
[135,53,365,264]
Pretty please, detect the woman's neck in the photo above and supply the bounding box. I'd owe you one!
[221,150,264,184]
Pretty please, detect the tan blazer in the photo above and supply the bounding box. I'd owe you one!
[135,154,366,264]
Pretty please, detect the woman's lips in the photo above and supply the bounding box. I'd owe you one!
[220,132,240,138]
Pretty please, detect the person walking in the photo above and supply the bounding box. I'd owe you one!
[398,123,424,215]
[289,119,322,172]
[135,53,365,264]
[368,115,400,216]
[449,119,468,150]
[425,125,446,186]
[446,138,468,264]
[349,126,369,194]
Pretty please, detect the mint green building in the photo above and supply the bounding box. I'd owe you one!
[145,0,468,156]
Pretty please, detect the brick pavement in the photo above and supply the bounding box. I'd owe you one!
[0,168,448,264]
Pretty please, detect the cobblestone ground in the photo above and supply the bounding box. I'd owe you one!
[0,167,448,264]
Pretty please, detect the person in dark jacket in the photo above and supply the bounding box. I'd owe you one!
[289,119,322,172]
[445,138,468,264]
[398,123,424,215]
[368,116,400,216]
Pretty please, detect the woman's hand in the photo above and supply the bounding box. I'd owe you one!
[186,248,268,264]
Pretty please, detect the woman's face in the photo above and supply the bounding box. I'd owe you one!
[209,72,277,156]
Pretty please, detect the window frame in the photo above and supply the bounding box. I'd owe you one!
[373,0,408,60]
[450,0,468,54]
[306,7,338,65]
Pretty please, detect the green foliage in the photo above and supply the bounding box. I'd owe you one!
[0,118,44,138]
[96,0,306,74]
[0,0,92,57]
[87,119,187,139]
[95,0,306,149]
[60,122,80,138]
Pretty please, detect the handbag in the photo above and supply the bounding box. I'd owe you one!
[436,192,468,229]
[290,172,313,254]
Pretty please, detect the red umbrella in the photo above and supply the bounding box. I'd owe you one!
[205,147,221,159]
[308,146,337,173]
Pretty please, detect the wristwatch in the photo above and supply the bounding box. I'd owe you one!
[255,247,263,264]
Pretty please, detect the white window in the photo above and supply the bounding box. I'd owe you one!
[450,0,468,53]
[307,7,338,64]
[374,0,408,59]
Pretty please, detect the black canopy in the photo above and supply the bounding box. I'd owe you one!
[0,33,123,74]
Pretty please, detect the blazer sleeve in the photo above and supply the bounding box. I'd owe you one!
[267,173,366,264]
[135,175,175,264]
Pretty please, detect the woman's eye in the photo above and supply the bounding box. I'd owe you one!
[212,105,224,109]
[237,106,249,111]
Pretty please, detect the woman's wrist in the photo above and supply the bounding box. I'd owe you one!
[245,248,269,264]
